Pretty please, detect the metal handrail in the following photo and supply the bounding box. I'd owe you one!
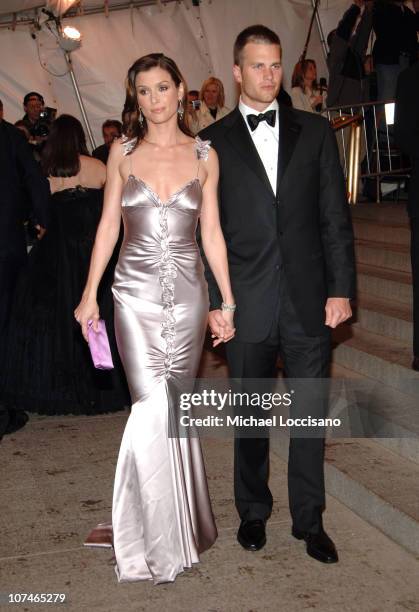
[325,99,410,204]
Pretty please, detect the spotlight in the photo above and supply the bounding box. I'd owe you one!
[58,25,82,52]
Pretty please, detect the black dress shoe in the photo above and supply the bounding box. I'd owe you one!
[292,526,338,563]
[237,519,266,551]
[412,356,419,372]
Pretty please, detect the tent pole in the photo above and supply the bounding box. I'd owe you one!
[311,0,328,62]
[64,51,96,150]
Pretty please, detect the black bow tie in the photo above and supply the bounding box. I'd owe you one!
[247,109,276,131]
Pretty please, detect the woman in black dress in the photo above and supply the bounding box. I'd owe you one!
[2,115,128,415]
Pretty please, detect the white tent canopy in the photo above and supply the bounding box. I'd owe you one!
[0,0,355,146]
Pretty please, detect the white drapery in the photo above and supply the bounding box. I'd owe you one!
[0,0,353,144]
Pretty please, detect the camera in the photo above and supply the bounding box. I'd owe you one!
[192,100,201,110]
[31,106,56,138]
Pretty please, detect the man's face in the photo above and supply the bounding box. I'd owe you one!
[233,42,282,112]
[24,97,43,123]
[103,126,120,147]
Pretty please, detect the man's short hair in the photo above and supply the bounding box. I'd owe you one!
[23,91,44,106]
[234,25,281,66]
[189,90,199,97]
[102,119,122,134]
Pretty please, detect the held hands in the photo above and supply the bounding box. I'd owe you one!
[74,295,100,342]
[208,309,236,347]
[325,297,352,328]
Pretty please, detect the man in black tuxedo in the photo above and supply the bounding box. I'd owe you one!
[395,62,419,371]
[200,26,355,563]
[0,110,50,437]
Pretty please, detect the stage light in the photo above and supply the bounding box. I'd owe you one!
[58,25,82,52]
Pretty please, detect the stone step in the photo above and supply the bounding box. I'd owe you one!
[357,263,412,305]
[355,239,410,272]
[332,325,417,397]
[271,434,419,556]
[352,218,410,246]
[330,362,419,465]
[351,201,409,224]
[353,292,412,342]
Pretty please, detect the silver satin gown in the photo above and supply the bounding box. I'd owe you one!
[111,136,217,584]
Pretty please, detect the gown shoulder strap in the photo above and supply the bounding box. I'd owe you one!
[121,135,137,157]
[194,136,211,177]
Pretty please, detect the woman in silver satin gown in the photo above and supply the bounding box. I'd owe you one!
[75,53,235,584]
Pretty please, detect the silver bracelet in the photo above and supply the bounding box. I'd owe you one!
[221,302,236,312]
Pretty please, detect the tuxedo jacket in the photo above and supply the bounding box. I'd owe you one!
[395,63,419,220]
[0,120,50,261]
[200,104,356,341]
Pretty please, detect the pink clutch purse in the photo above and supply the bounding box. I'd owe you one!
[87,319,114,370]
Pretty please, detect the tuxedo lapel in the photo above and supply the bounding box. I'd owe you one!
[277,105,302,192]
[225,108,274,197]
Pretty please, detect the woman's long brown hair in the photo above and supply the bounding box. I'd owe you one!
[291,59,318,93]
[41,114,89,177]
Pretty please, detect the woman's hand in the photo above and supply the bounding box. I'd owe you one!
[311,94,323,108]
[74,296,100,342]
[209,309,235,347]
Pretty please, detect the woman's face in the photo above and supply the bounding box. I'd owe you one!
[203,84,220,108]
[304,62,317,83]
[135,66,182,125]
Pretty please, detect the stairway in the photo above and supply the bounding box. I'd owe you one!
[334,203,417,443]
[273,202,419,556]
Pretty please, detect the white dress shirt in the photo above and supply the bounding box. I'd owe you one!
[239,97,279,194]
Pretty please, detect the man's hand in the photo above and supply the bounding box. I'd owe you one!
[208,309,235,346]
[325,297,352,328]
[34,224,46,240]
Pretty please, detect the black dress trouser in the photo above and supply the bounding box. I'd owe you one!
[225,279,331,534]
[0,258,24,434]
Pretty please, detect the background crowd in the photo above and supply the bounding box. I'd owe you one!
[1,0,418,439]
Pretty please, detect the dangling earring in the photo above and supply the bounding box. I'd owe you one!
[177,99,184,121]
[138,108,144,127]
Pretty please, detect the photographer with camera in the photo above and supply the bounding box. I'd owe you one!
[19,92,55,160]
